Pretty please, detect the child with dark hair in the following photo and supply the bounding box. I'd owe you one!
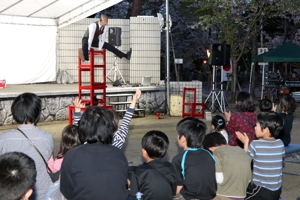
[172,118,217,200]
[0,92,53,200]
[73,88,142,149]
[47,125,81,172]
[0,152,37,200]
[276,95,297,146]
[128,130,176,200]
[211,115,228,143]
[60,106,129,200]
[259,99,273,112]
[236,112,285,200]
[225,91,256,147]
[202,132,252,200]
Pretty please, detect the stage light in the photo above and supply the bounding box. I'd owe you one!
[206,49,210,58]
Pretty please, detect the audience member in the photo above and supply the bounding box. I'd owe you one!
[0,92,54,200]
[60,106,129,199]
[47,125,81,173]
[0,152,37,200]
[73,88,141,149]
[276,95,297,146]
[202,132,252,200]
[236,112,285,199]
[225,91,256,147]
[211,115,228,143]
[289,71,298,80]
[259,99,273,112]
[128,130,176,200]
[172,117,217,200]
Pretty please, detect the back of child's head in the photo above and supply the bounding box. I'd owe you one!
[256,112,283,138]
[0,152,36,200]
[106,108,119,132]
[141,130,169,159]
[236,91,255,112]
[11,92,41,125]
[176,117,207,148]
[211,115,226,131]
[78,106,115,144]
[202,132,227,150]
[57,125,81,158]
[280,95,297,115]
[259,99,272,112]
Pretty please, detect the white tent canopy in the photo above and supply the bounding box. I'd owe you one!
[0,0,122,84]
[0,0,123,28]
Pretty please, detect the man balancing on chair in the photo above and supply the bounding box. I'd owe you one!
[78,14,132,62]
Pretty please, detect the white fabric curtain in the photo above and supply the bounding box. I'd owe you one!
[0,24,56,84]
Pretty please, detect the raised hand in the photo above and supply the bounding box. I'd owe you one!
[130,88,142,109]
[73,98,85,112]
[236,131,249,151]
[224,110,231,122]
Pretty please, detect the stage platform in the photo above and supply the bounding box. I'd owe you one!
[0,83,166,125]
[0,81,204,125]
[0,83,164,99]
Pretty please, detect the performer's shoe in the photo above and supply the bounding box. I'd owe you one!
[127,48,132,60]
[78,48,85,62]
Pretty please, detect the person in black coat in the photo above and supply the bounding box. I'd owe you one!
[128,130,176,200]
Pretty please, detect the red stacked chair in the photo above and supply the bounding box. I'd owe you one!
[182,87,205,119]
[68,48,112,124]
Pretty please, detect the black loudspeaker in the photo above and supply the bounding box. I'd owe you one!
[108,27,122,46]
[208,44,230,65]
[222,44,230,66]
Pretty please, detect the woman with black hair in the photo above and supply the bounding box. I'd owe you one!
[224,91,256,147]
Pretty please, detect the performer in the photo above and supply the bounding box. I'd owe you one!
[78,14,132,62]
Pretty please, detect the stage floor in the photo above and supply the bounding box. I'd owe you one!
[0,83,164,98]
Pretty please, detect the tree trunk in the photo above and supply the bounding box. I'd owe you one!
[250,26,258,99]
[126,0,142,18]
[231,59,238,102]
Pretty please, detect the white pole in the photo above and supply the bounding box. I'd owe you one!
[261,64,265,100]
[166,0,170,115]
[212,65,216,111]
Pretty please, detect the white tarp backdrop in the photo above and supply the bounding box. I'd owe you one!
[0,24,56,84]
[0,0,122,84]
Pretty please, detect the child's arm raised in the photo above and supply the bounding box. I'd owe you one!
[236,131,249,152]
[272,103,277,112]
[112,88,142,149]
[73,98,85,126]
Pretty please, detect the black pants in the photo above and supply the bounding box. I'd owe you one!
[82,37,125,60]
[246,182,281,200]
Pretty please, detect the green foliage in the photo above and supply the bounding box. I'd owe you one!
[180,0,300,61]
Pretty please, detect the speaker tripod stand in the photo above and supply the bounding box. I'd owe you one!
[204,65,226,113]
[215,66,227,113]
[106,55,126,85]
